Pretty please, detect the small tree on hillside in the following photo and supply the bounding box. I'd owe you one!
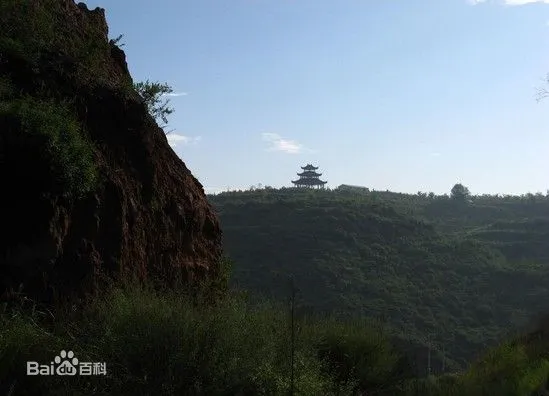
[450,183,470,201]
[134,80,174,130]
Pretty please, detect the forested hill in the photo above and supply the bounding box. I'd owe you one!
[208,186,549,370]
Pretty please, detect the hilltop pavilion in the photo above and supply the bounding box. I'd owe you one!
[291,164,327,189]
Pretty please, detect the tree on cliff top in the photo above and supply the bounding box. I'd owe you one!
[134,80,174,130]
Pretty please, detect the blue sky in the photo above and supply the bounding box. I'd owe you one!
[84,0,549,195]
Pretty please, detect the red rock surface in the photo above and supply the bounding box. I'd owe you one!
[0,0,223,302]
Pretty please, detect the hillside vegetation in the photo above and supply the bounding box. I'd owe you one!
[208,186,549,371]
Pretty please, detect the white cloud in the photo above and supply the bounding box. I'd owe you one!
[163,92,188,97]
[167,134,201,147]
[261,132,305,154]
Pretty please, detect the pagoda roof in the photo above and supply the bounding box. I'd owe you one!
[301,164,319,170]
[297,170,322,177]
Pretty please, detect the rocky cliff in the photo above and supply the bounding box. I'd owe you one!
[0,0,223,302]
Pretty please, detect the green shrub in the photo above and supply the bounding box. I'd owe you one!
[302,316,404,394]
[80,286,336,395]
[405,341,549,396]
[0,285,328,395]
[461,342,549,396]
[1,284,414,395]
[0,96,98,198]
[0,310,78,395]
[3,283,549,395]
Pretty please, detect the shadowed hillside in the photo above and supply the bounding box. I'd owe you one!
[209,187,549,370]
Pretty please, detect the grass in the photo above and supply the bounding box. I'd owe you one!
[0,283,407,396]
[1,282,548,395]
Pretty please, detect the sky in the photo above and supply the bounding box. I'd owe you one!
[83,0,549,195]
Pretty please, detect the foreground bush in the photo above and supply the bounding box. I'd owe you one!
[0,285,399,395]
[1,285,549,395]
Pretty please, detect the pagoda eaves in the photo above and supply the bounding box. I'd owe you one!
[291,163,327,189]
[297,170,322,177]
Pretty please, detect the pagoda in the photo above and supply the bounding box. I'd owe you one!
[291,164,327,189]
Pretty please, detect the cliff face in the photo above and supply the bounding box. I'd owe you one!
[0,0,223,302]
